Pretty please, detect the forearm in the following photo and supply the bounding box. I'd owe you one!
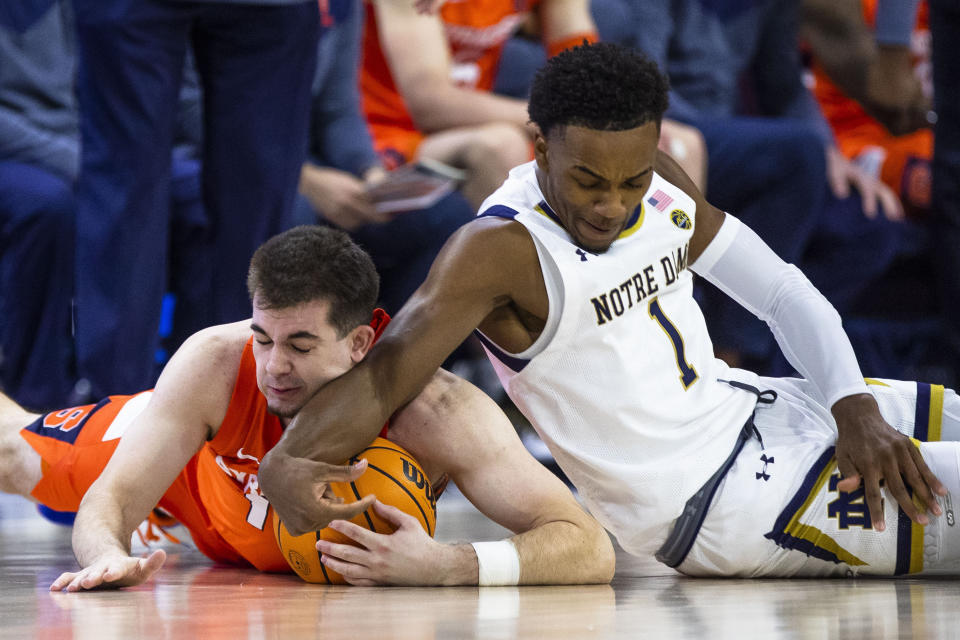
[316,109,381,176]
[406,82,530,134]
[267,371,389,472]
[434,520,613,586]
[72,484,144,567]
[802,0,877,100]
[509,519,615,584]
[694,215,868,406]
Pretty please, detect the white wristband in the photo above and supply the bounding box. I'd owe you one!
[471,540,520,586]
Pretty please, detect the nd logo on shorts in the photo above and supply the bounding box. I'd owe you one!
[764,446,911,575]
[670,209,692,230]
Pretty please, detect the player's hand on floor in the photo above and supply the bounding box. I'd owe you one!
[833,393,946,531]
[49,549,166,592]
[260,453,375,536]
[317,500,458,586]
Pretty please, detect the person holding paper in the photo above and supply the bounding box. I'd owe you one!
[293,0,475,314]
[360,0,597,208]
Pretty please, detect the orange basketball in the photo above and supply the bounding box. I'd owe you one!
[272,437,437,583]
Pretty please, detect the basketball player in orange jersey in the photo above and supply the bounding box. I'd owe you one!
[0,226,614,590]
[803,0,933,216]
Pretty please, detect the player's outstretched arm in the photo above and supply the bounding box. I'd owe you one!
[261,217,541,535]
[317,371,615,586]
[50,326,241,591]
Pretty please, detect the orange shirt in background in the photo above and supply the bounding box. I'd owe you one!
[361,0,538,165]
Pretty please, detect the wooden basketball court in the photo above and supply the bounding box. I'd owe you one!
[4,489,959,639]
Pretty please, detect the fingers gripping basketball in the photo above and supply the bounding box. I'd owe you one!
[273,438,437,583]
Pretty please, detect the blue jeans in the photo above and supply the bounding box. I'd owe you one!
[0,162,74,409]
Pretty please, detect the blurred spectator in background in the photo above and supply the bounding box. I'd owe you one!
[71,0,320,400]
[293,0,476,314]
[360,0,596,208]
[0,0,76,409]
[0,0,209,409]
[799,0,953,384]
[803,0,933,217]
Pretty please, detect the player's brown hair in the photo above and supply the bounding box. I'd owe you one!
[247,225,379,337]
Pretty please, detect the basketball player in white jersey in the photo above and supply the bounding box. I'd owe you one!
[262,42,960,578]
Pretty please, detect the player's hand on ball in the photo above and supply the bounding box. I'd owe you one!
[260,452,376,536]
[834,394,946,531]
[317,500,455,586]
[49,549,166,592]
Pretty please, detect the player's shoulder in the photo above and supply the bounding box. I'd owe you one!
[155,321,250,404]
[146,320,253,435]
[178,320,251,370]
[654,149,705,205]
[447,215,539,282]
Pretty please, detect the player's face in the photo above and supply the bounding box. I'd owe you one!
[250,297,359,420]
[535,122,659,253]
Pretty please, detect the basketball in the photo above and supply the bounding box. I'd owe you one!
[272,437,437,584]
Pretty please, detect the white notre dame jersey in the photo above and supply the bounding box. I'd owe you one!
[476,161,760,558]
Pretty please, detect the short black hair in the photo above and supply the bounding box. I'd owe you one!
[247,225,379,337]
[528,42,670,138]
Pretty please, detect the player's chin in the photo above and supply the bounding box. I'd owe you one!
[577,237,613,254]
[265,395,305,419]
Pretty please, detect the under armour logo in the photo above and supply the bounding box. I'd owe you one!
[575,249,589,262]
[756,454,774,481]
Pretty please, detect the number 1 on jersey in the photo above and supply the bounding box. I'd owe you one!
[648,298,699,389]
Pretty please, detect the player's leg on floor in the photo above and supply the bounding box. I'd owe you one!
[933,385,960,442]
[915,439,960,573]
[0,391,43,497]
[683,379,960,577]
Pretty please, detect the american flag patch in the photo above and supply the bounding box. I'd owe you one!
[647,189,673,212]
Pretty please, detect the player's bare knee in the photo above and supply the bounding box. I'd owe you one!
[0,428,42,497]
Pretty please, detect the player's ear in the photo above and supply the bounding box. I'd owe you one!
[533,126,549,171]
[349,324,376,362]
